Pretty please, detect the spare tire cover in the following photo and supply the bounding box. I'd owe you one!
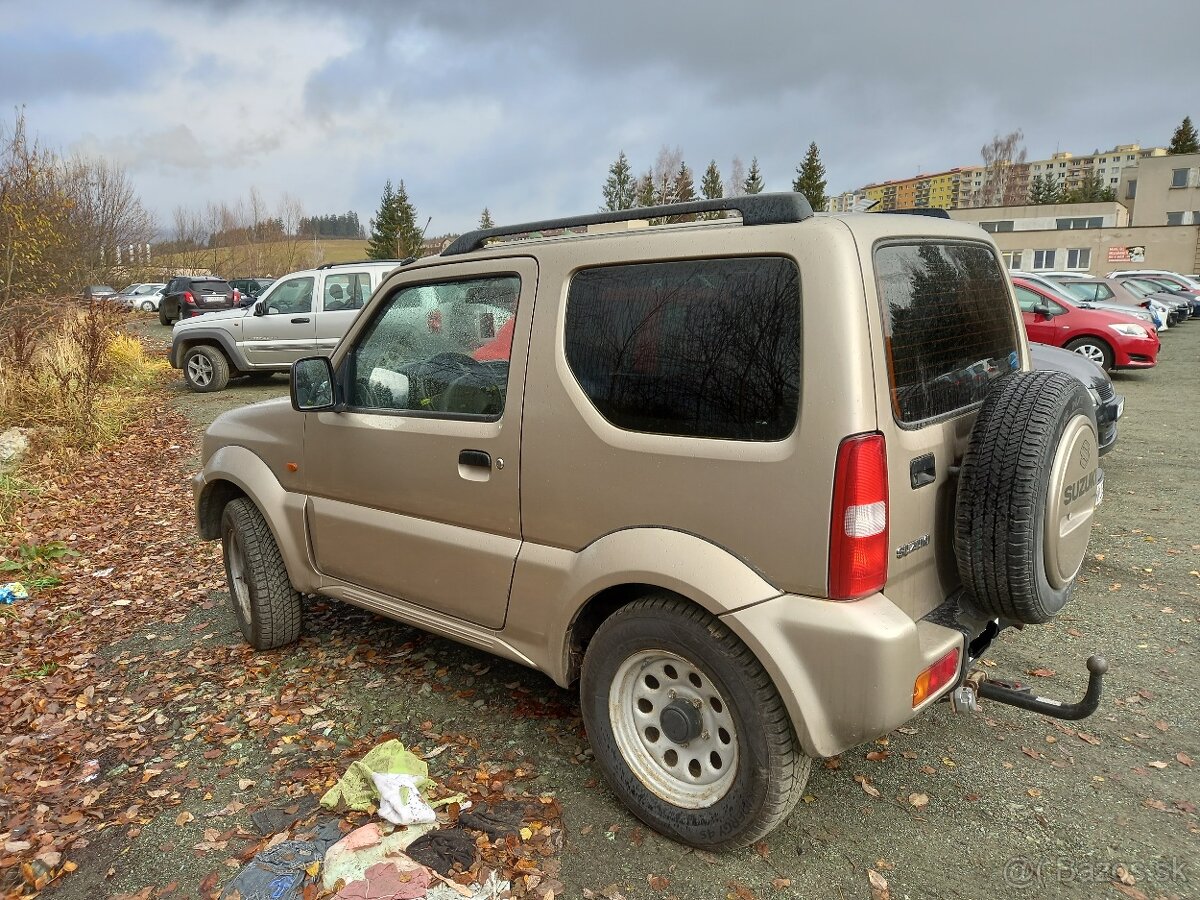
[954,370,1098,624]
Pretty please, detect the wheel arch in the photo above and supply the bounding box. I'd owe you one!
[170,328,245,371]
[195,445,320,593]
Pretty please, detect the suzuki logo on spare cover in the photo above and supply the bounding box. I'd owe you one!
[1079,439,1091,468]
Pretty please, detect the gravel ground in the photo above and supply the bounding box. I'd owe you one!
[71,318,1199,899]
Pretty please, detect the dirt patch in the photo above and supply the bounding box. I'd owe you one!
[14,321,1199,899]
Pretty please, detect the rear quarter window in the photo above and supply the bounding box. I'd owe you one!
[874,242,1019,424]
[564,256,800,441]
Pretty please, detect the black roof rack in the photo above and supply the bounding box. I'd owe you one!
[315,258,414,270]
[878,208,951,219]
[441,192,815,257]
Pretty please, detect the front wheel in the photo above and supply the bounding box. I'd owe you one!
[1066,337,1113,370]
[580,595,809,850]
[140,300,156,312]
[221,497,302,650]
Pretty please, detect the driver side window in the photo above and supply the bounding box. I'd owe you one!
[348,275,521,418]
[264,276,314,315]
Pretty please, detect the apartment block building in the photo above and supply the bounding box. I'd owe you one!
[1118,151,1200,226]
[1028,144,1166,196]
[861,167,962,211]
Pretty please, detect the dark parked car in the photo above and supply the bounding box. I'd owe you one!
[1029,342,1122,456]
[159,276,238,325]
[81,285,116,302]
[229,278,275,303]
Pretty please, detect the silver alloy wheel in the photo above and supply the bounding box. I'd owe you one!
[141,300,155,311]
[1072,343,1106,365]
[225,533,252,622]
[609,649,738,808]
[186,353,213,386]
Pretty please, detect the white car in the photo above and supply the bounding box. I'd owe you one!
[114,283,166,311]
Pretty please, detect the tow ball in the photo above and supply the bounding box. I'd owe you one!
[951,655,1108,721]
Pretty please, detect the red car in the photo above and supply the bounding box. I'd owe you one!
[1011,277,1159,370]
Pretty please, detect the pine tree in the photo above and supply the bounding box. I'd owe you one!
[743,157,764,194]
[392,180,424,258]
[699,160,723,219]
[1168,116,1199,155]
[1061,171,1107,204]
[791,142,827,211]
[602,151,638,211]
[366,180,400,259]
[635,170,655,208]
[667,162,697,223]
[1027,173,1060,205]
[479,207,495,229]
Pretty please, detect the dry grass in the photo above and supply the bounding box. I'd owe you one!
[0,301,169,455]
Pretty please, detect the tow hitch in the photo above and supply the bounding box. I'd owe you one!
[953,655,1108,721]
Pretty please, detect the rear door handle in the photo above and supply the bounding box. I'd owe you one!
[291,317,311,324]
[459,450,491,469]
[910,454,936,489]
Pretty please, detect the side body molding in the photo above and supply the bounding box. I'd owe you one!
[502,527,783,687]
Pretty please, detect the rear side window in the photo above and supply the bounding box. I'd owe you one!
[875,242,1019,424]
[565,257,800,441]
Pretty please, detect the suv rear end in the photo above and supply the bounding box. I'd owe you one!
[159,277,238,324]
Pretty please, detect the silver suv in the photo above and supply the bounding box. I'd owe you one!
[169,261,402,391]
[193,195,1107,849]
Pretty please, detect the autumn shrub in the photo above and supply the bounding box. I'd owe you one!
[0,298,168,453]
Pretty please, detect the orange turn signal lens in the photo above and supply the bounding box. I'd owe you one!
[912,647,961,707]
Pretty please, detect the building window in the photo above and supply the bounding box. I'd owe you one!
[1066,248,1091,269]
[1056,217,1104,230]
[1111,178,1119,184]
[1002,250,1023,270]
[1126,180,1137,199]
[1127,155,1136,161]
[1171,168,1190,189]
[981,221,1014,233]
[1033,250,1056,270]
[1167,212,1185,225]
[1099,158,1107,164]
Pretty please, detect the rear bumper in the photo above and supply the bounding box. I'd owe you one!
[720,592,981,758]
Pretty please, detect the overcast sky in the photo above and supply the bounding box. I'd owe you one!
[2,0,1194,236]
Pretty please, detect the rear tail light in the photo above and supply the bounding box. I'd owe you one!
[828,432,889,600]
[232,288,241,304]
[428,309,442,333]
[912,647,961,707]
[182,290,195,306]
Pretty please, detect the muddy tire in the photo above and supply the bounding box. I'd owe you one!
[183,344,230,392]
[580,594,809,850]
[221,497,302,650]
[955,371,1098,625]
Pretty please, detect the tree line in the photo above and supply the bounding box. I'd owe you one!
[297,211,365,240]
[1,111,155,307]
[599,144,828,216]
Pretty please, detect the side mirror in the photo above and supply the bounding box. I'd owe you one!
[252,299,265,317]
[1032,302,1052,317]
[291,356,337,411]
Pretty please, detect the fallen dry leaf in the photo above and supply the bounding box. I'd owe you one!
[908,793,929,809]
[867,868,890,900]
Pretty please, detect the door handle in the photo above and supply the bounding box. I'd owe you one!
[458,450,491,469]
[291,317,311,324]
[910,454,936,489]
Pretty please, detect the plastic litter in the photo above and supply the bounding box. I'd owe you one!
[320,739,464,819]
[0,582,28,604]
[425,870,510,900]
[322,822,436,891]
[373,772,436,826]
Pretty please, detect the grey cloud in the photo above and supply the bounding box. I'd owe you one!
[0,26,158,103]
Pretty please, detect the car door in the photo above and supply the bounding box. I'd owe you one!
[239,274,319,366]
[314,270,373,356]
[1015,284,1063,345]
[302,257,537,629]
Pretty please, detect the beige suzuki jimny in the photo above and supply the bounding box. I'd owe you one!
[194,194,1107,849]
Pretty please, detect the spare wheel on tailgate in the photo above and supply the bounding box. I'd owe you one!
[955,369,1098,624]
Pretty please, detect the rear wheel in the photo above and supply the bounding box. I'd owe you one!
[140,300,155,312]
[580,594,808,850]
[1065,337,1113,370]
[183,344,231,392]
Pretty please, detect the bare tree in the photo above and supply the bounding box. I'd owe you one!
[726,156,746,198]
[652,145,684,205]
[975,130,1028,208]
